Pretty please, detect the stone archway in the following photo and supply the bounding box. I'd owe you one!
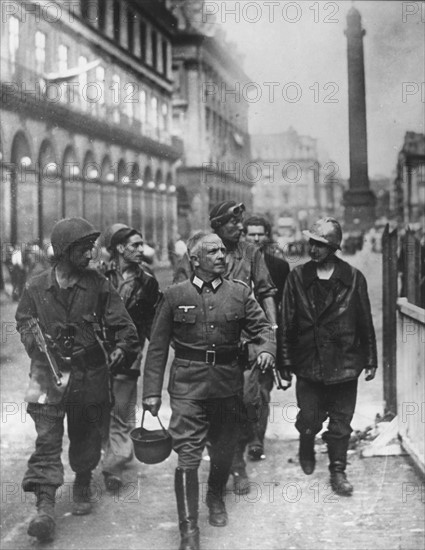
[176,185,191,240]
[83,151,101,229]
[117,159,130,224]
[129,162,143,232]
[10,131,33,244]
[62,146,82,219]
[143,166,154,244]
[38,140,60,242]
[100,155,117,231]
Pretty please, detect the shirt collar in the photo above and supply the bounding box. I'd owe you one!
[302,258,353,288]
[44,267,88,290]
[191,275,223,293]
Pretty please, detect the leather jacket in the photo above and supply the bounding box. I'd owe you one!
[279,258,377,384]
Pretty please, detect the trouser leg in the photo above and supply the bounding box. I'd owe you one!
[207,396,241,526]
[102,375,137,485]
[295,378,327,475]
[67,401,107,515]
[323,380,357,496]
[248,369,274,459]
[22,403,65,492]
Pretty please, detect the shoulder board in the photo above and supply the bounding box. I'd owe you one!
[232,279,250,289]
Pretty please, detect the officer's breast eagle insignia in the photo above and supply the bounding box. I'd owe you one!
[178,305,196,313]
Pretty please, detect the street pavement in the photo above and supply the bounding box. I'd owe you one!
[0,250,424,550]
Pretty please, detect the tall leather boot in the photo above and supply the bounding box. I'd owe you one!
[72,471,93,516]
[206,461,229,527]
[299,434,316,475]
[27,484,56,542]
[175,468,200,550]
[327,438,353,496]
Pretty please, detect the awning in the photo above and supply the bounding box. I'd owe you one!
[43,59,101,83]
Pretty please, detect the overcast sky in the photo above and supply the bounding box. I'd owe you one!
[202,0,424,179]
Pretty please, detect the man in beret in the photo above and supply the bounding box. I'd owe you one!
[101,224,161,491]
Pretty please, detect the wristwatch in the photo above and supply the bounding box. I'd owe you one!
[271,324,278,330]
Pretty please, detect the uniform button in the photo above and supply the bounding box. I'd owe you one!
[206,289,210,293]
[212,344,216,348]
[234,314,239,319]
[210,324,214,328]
[182,317,186,321]
[209,306,213,310]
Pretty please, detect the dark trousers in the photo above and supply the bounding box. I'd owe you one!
[231,369,274,471]
[23,400,109,492]
[295,377,358,443]
[169,395,244,471]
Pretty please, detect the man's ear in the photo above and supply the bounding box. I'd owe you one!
[189,253,200,268]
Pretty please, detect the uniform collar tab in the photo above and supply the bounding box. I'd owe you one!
[191,275,222,292]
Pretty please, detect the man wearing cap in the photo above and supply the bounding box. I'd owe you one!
[15,217,140,542]
[101,224,161,491]
[243,215,291,461]
[173,200,277,495]
[279,217,377,496]
[143,231,275,550]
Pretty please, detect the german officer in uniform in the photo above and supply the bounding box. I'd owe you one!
[173,200,277,495]
[15,218,140,542]
[142,231,275,550]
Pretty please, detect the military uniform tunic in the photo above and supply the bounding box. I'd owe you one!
[143,275,275,469]
[15,267,140,490]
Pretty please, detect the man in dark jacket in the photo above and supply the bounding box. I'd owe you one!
[101,224,161,491]
[15,218,140,542]
[279,217,377,496]
[243,215,291,460]
[143,231,275,550]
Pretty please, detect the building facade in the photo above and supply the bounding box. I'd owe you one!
[170,3,253,238]
[250,128,333,230]
[1,0,181,261]
[393,132,425,228]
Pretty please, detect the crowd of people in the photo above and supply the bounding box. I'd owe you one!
[12,201,378,550]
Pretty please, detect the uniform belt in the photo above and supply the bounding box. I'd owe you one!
[174,347,238,365]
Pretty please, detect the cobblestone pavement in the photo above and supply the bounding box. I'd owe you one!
[1,251,424,549]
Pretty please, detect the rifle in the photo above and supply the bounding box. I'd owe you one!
[27,318,63,386]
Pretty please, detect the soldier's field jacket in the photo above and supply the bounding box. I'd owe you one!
[279,258,377,384]
[16,267,140,404]
[143,276,276,401]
